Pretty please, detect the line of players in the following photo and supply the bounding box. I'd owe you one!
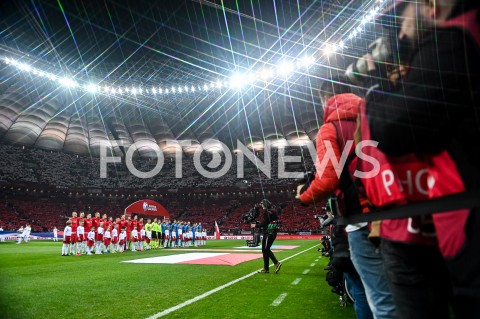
[61,211,207,256]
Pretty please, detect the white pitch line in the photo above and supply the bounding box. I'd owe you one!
[315,259,319,262]
[145,244,318,319]
[291,278,302,285]
[310,263,316,267]
[271,293,288,307]
[302,269,311,275]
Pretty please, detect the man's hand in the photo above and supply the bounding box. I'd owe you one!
[295,184,305,199]
[359,53,376,71]
[251,223,256,229]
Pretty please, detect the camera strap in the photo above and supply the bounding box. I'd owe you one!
[337,189,480,225]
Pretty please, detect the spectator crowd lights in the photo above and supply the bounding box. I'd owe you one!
[0,2,385,100]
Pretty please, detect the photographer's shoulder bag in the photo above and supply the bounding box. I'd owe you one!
[356,99,436,246]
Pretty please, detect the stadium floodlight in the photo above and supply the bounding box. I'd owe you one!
[260,68,273,80]
[229,73,245,89]
[18,62,32,72]
[338,41,346,49]
[3,57,11,64]
[203,84,209,91]
[152,87,157,94]
[215,80,222,88]
[118,88,123,95]
[158,88,163,94]
[190,85,195,92]
[138,87,143,94]
[165,88,169,94]
[184,85,189,92]
[323,44,337,56]
[277,61,294,77]
[131,87,137,95]
[86,83,99,93]
[59,77,78,88]
[171,87,176,93]
[299,55,315,68]
[178,86,183,93]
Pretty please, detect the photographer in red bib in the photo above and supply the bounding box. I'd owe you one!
[359,0,480,318]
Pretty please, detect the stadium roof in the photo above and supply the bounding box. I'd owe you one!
[0,0,385,156]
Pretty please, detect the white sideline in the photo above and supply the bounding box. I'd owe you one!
[310,263,316,267]
[145,244,318,319]
[302,269,311,275]
[271,293,288,307]
[291,278,302,285]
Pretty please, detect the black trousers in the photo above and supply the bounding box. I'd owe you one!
[262,230,278,271]
[381,239,452,319]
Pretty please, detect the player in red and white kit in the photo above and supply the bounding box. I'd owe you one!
[111,224,119,253]
[84,213,92,237]
[86,226,95,255]
[76,220,85,255]
[69,212,79,256]
[137,218,144,251]
[202,229,207,246]
[62,220,72,256]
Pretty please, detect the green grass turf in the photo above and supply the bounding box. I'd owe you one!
[0,240,354,319]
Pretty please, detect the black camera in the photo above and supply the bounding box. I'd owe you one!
[242,205,260,224]
[345,37,392,84]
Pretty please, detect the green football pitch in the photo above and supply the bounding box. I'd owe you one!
[0,240,354,319]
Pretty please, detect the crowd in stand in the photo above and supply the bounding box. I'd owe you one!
[0,143,313,190]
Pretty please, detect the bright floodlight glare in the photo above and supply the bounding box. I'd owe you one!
[260,68,273,80]
[3,57,10,64]
[165,88,169,94]
[158,88,163,94]
[152,87,157,94]
[229,73,245,89]
[184,85,189,92]
[203,84,209,91]
[86,83,99,93]
[178,87,183,93]
[300,55,315,68]
[171,87,176,93]
[138,87,143,94]
[18,62,32,72]
[246,73,256,84]
[131,87,137,95]
[216,80,222,88]
[323,44,338,56]
[277,61,294,77]
[59,77,78,88]
[190,85,195,92]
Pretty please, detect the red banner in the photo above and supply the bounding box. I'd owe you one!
[124,199,170,219]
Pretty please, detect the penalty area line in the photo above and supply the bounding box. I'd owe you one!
[145,244,318,319]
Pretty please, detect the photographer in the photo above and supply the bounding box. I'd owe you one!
[251,199,282,274]
[359,1,479,317]
[296,77,397,319]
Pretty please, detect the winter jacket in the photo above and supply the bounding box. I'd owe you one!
[299,93,361,204]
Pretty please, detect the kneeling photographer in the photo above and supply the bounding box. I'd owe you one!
[251,199,283,274]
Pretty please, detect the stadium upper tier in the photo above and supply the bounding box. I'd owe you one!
[0,143,313,189]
